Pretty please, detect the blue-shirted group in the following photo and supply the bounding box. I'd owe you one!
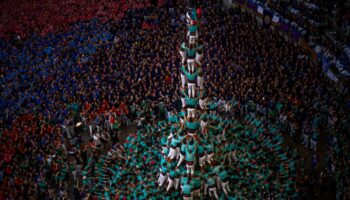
[0,0,349,199]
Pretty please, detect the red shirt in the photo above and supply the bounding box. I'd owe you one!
[120,102,129,115]
[164,75,171,84]
[196,8,202,19]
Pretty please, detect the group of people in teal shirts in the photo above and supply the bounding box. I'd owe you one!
[80,7,299,200]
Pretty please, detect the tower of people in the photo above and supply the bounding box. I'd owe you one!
[157,7,231,199]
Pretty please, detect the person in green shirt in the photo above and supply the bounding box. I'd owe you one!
[185,117,200,135]
[218,168,230,195]
[200,111,209,130]
[181,42,196,58]
[180,63,187,88]
[182,179,193,200]
[166,167,177,192]
[197,143,206,168]
[182,65,198,98]
[167,134,182,161]
[190,175,202,198]
[205,139,215,165]
[187,58,196,73]
[176,140,187,167]
[207,174,219,199]
[158,162,168,187]
[185,139,197,175]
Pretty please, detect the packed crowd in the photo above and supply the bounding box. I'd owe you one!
[264,0,329,33]
[0,0,154,40]
[239,0,350,82]
[1,0,350,199]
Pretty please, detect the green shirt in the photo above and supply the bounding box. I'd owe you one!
[219,170,228,180]
[182,66,198,81]
[207,177,215,186]
[191,178,201,189]
[186,121,200,130]
[185,145,196,162]
[185,97,198,107]
[189,25,198,33]
[182,184,192,195]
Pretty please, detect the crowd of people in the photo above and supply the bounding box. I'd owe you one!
[1,0,349,199]
[0,0,156,40]
[257,0,350,80]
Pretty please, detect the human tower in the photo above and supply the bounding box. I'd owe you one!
[157,7,231,199]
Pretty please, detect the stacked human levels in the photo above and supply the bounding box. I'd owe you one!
[157,8,231,199]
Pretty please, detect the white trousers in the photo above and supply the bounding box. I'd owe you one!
[168,147,177,160]
[166,177,174,191]
[189,35,196,44]
[209,187,219,199]
[174,178,180,190]
[204,184,208,195]
[200,120,207,129]
[181,73,187,88]
[177,153,185,167]
[206,153,214,164]
[180,50,186,63]
[180,117,185,125]
[221,181,230,195]
[88,125,93,138]
[158,173,167,187]
[187,108,196,118]
[199,156,206,167]
[176,147,180,160]
[199,99,206,109]
[197,76,204,89]
[186,11,191,21]
[186,163,195,175]
[181,97,186,108]
[196,52,203,65]
[187,59,195,73]
[216,176,221,191]
[188,82,196,98]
